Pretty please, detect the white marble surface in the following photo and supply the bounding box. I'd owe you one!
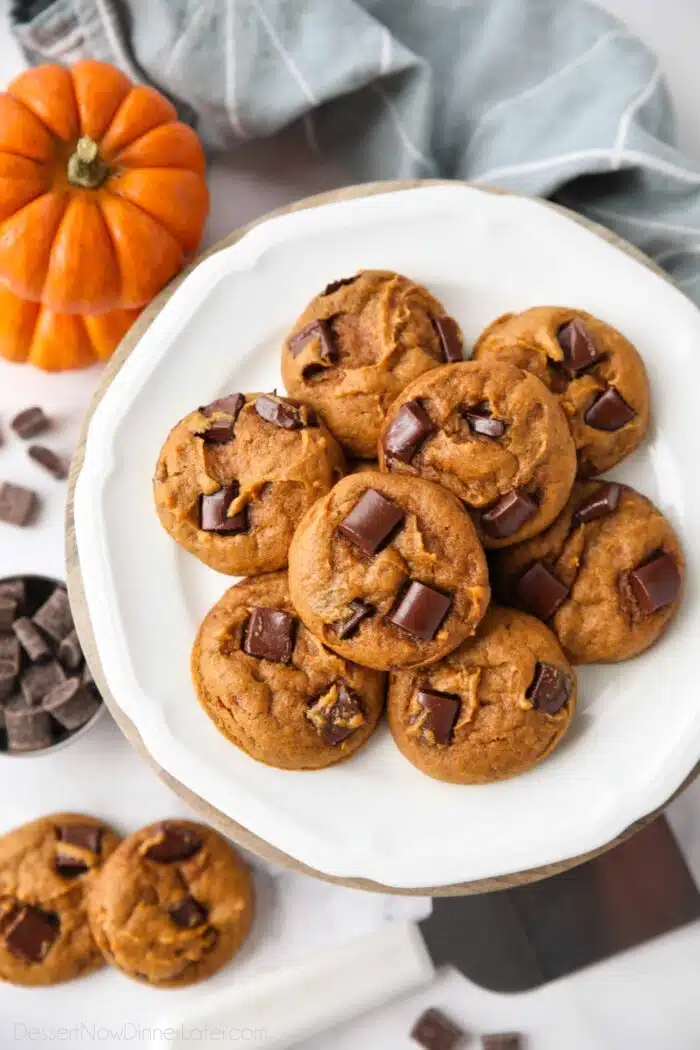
[0,3,699,1046]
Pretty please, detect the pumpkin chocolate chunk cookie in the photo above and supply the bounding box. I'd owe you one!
[288,472,490,671]
[378,361,576,550]
[88,820,253,987]
[491,482,683,664]
[472,307,650,476]
[281,270,463,458]
[192,572,385,769]
[388,606,576,784]
[0,813,120,985]
[154,392,345,575]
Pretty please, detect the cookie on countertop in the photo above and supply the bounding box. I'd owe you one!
[491,481,683,664]
[0,813,120,985]
[88,820,253,988]
[192,572,386,769]
[388,606,576,784]
[281,270,463,458]
[472,307,650,476]
[378,361,577,550]
[288,472,490,671]
[154,392,346,576]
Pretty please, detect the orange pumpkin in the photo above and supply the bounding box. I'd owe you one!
[0,284,140,371]
[0,61,209,314]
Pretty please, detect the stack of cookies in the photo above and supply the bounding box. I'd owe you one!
[153,270,684,784]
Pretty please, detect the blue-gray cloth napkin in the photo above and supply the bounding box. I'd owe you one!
[11,0,700,304]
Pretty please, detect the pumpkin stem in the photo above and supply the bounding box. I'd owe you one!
[67,136,108,189]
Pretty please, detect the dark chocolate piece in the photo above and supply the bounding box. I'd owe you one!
[200,394,245,444]
[389,582,452,641]
[573,482,621,524]
[584,387,635,431]
[416,689,460,745]
[21,661,65,706]
[463,405,506,438]
[289,319,335,361]
[58,630,83,671]
[481,1036,521,1050]
[54,855,89,877]
[337,489,404,555]
[322,276,357,296]
[527,662,572,715]
[0,661,16,701]
[144,823,202,863]
[201,393,244,420]
[336,599,373,639]
[28,445,67,480]
[13,617,51,662]
[200,483,248,534]
[0,598,17,631]
[11,407,50,440]
[516,561,569,621]
[433,315,462,363]
[255,394,309,430]
[411,1007,464,1050]
[308,683,366,745]
[628,551,681,615]
[0,482,37,527]
[5,905,59,963]
[43,679,100,729]
[481,490,537,539]
[58,823,103,854]
[33,587,73,643]
[5,697,54,751]
[383,400,436,463]
[244,607,296,663]
[557,318,603,376]
[169,897,208,929]
[0,633,20,673]
[0,580,26,605]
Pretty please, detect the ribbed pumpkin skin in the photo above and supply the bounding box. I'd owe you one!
[0,61,209,317]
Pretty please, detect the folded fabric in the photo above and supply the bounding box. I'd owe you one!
[10,0,700,305]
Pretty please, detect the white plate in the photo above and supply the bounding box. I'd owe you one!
[75,184,698,889]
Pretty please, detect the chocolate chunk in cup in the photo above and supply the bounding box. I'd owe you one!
[433,315,462,363]
[383,400,436,463]
[516,561,569,621]
[32,588,73,643]
[4,905,59,963]
[5,698,54,752]
[11,407,50,440]
[0,598,18,631]
[411,1007,464,1050]
[27,445,67,480]
[628,551,681,615]
[13,617,51,662]
[43,679,100,730]
[0,482,37,527]
[21,661,65,706]
[0,581,26,606]
[243,608,296,663]
[168,898,208,929]
[574,482,621,523]
[389,581,452,641]
[337,489,404,555]
[58,630,83,671]
[0,662,16,701]
[584,387,635,431]
[143,823,202,863]
[415,689,461,746]
[557,318,603,377]
[527,662,572,715]
[481,489,537,540]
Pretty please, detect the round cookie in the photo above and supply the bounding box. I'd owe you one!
[288,472,491,671]
[192,572,386,769]
[154,392,346,576]
[0,813,120,985]
[378,361,577,550]
[87,820,253,987]
[491,481,684,664]
[472,306,650,476]
[388,606,576,784]
[281,270,463,458]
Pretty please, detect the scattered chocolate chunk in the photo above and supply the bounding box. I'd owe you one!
[44,679,100,730]
[169,897,208,929]
[0,580,26,605]
[463,404,506,438]
[481,490,537,540]
[58,823,103,853]
[33,587,73,643]
[389,582,452,641]
[201,393,245,420]
[11,407,50,440]
[411,1007,464,1050]
[5,697,54,751]
[584,387,635,431]
[416,689,461,745]
[0,482,37,527]
[5,905,59,963]
[144,823,202,863]
[433,315,462,363]
[574,482,621,524]
[13,617,51,662]
[255,394,311,430]
[0,598,17,631]
[516,561,569,621]
[336,599,374,639]
[384,400,436,463]
[21,661,65,706]
[244,607,296,663]
[307,682,366,745]
[557,318,603,377]
[527,662,572,715]
[27,445,67,480]
[322,276,357,296]
[482,1035,522,1050]
[200,483,248,534]
[289,319,335,361]
[58,630,83,671]
[337,489,404,555]
[628,551,681,615]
